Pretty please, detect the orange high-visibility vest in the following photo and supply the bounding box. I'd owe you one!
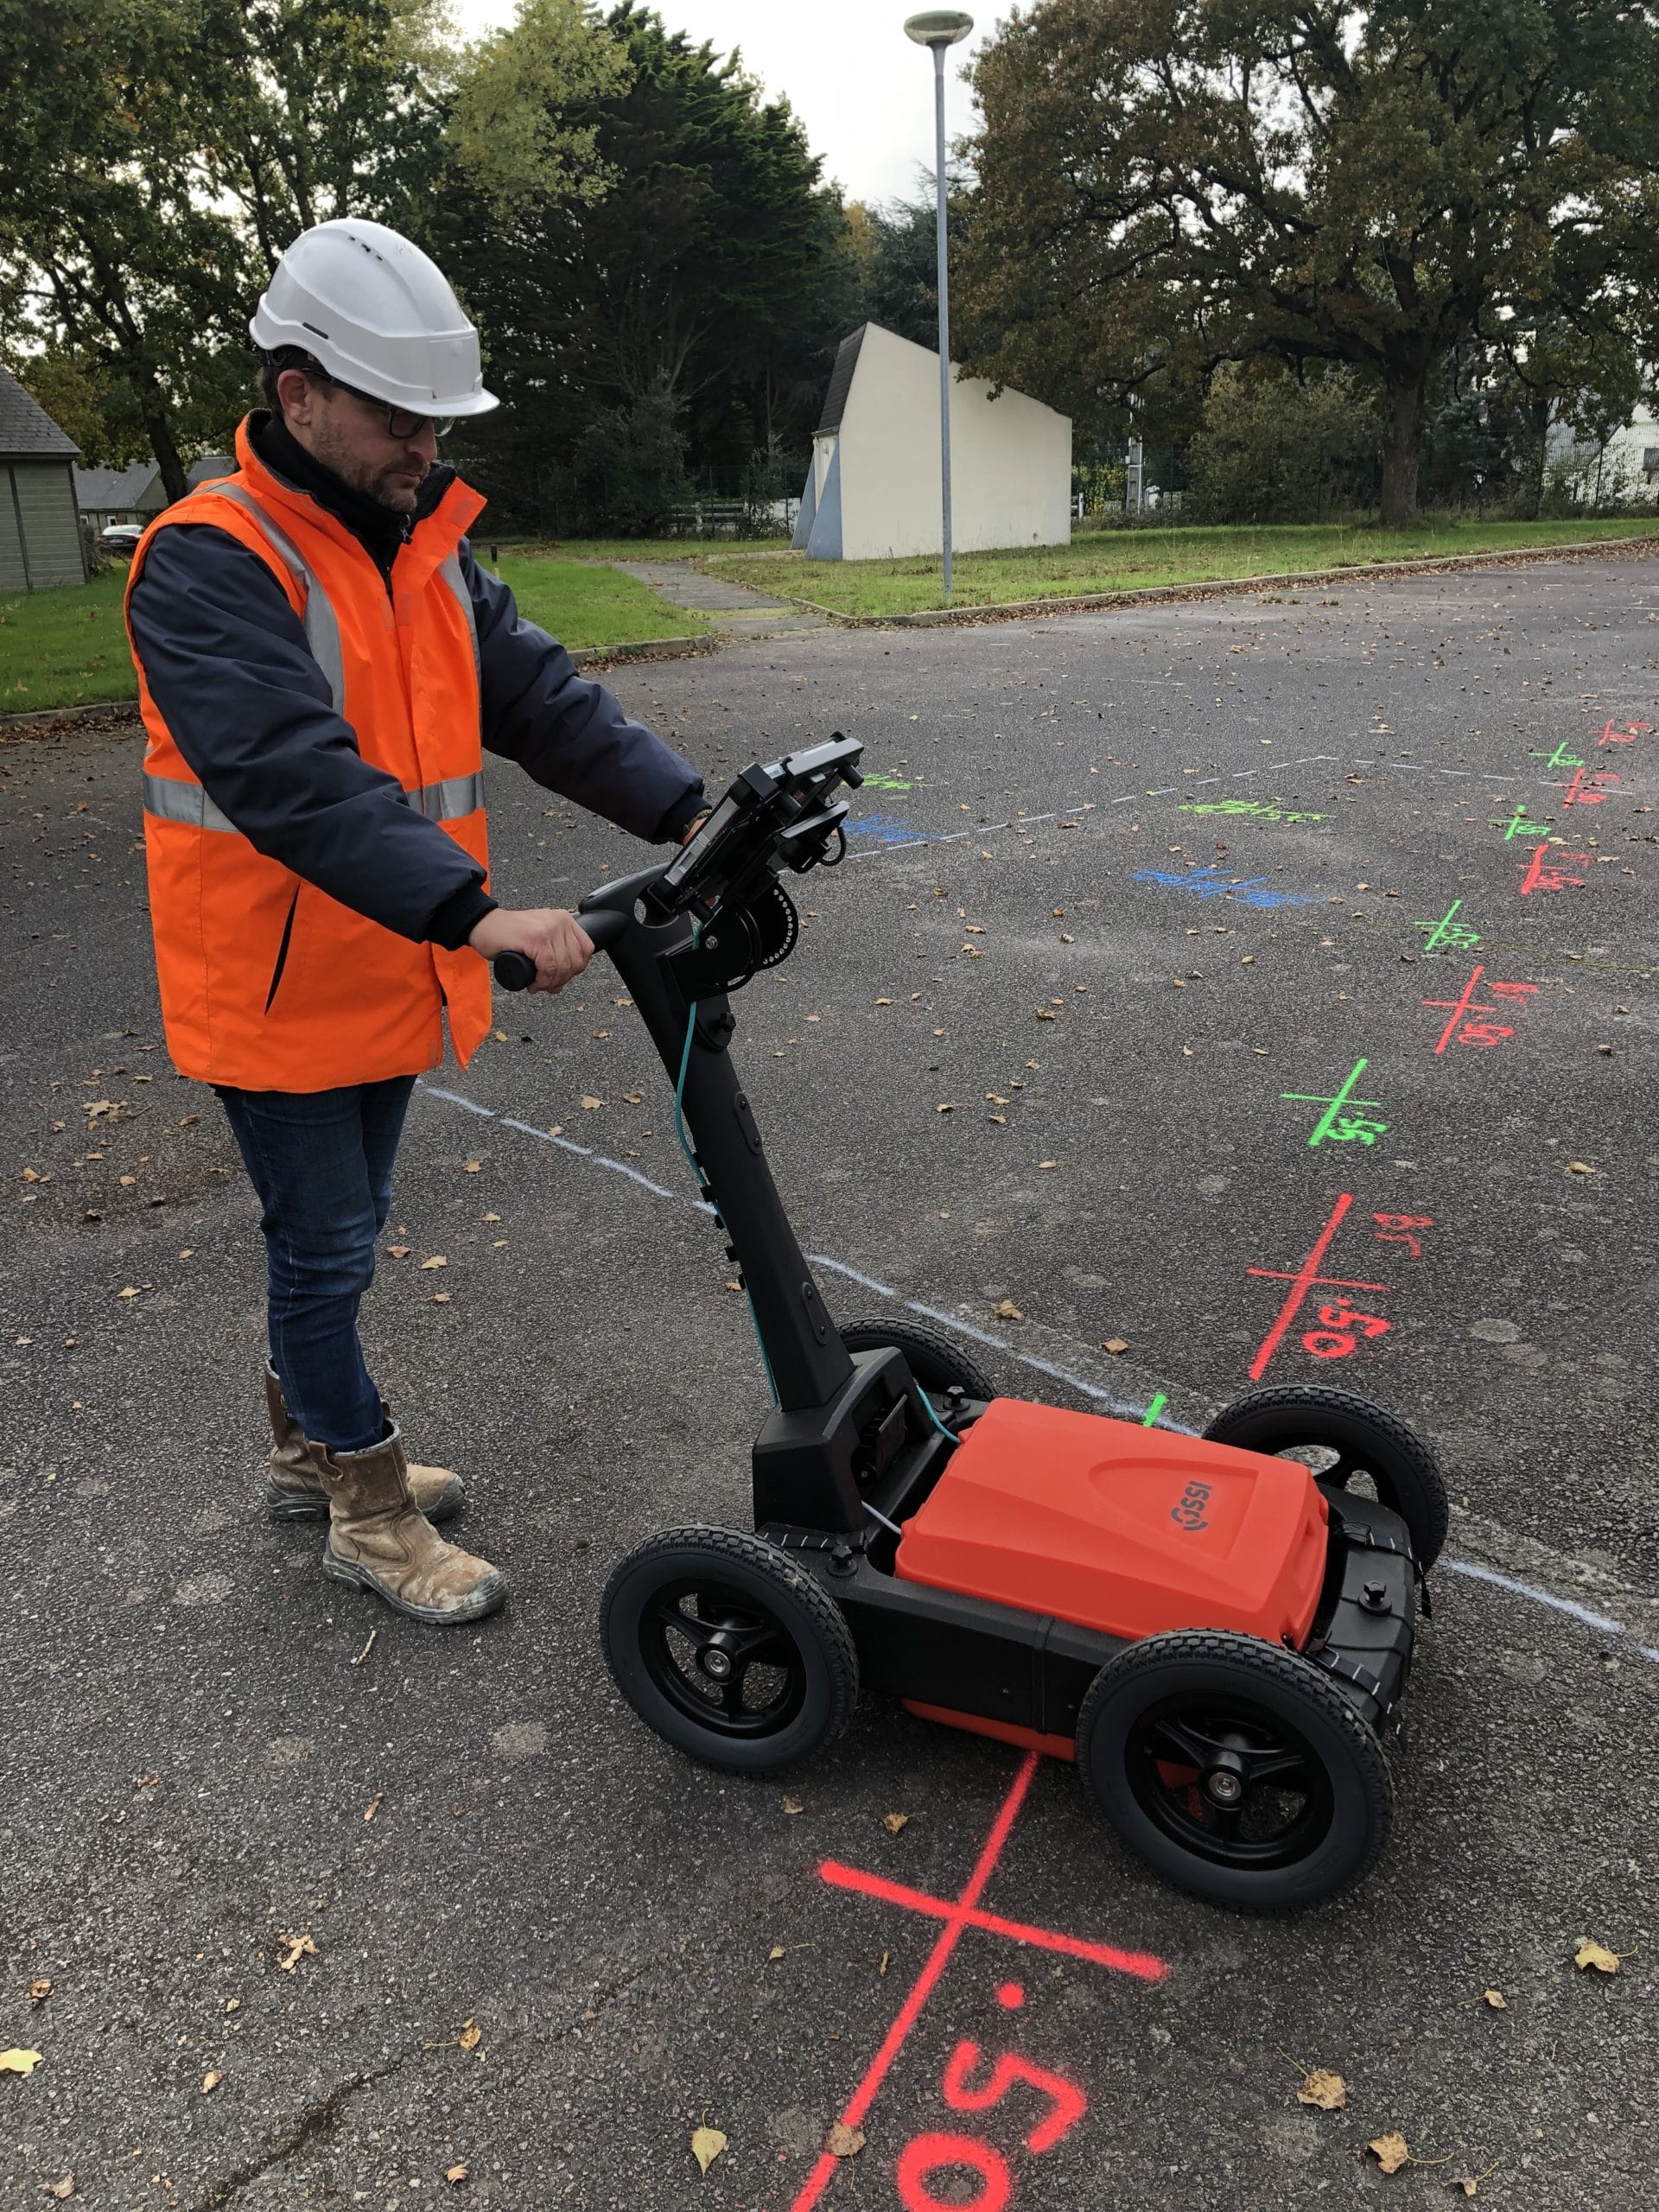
[125,417,493,1091]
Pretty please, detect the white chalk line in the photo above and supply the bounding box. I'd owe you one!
[420,1079,1657,1673]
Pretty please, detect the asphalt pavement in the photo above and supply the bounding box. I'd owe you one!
[3,550,1656,2211]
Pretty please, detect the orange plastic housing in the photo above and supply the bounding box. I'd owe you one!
[894,1397,1329,1649]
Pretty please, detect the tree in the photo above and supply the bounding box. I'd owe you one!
[0,0,621,502]
[957,0,1659,524]
[851,182,972,352]
[1186,363,1380,521]
[0,0,251,500]
[442,3,852,525]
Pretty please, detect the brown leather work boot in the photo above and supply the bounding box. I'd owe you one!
[263,1365,463,1524]
[311,1427,506,1624]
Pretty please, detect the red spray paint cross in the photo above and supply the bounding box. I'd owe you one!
[791,1754,1166,2209]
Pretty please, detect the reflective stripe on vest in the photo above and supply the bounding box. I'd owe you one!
[411,770,485,821]
[438,549,481,698]
[143,772,236,833]
[200,481,347,712]
[143,768,482,834]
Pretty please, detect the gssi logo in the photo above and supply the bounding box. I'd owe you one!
[1170,1481,1212,1532]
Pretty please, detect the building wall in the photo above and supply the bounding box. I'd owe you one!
[1546,403,1659,501]
[1,461,87,589]
[833,324,1071,560]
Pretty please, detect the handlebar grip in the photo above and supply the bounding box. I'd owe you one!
[492,950,537,992]
[491,905,630,992]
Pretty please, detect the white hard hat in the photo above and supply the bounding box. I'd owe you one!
[250,218,499,419]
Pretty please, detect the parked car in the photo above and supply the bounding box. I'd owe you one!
[95,523,145,556]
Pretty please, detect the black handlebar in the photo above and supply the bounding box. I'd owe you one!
[491,903,629,992]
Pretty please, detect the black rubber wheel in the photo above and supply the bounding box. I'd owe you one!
[1077,1630,1394,1912]
[600,1526,859,1775]
[1202,1383,1448,1569]
[840,1314,998,1402]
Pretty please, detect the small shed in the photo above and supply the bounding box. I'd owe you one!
[0,365,87,590]
[792,322,1071,562]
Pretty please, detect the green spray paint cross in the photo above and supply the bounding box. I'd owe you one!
[1280,1058,1389,1149]
[1414,898,1481,952]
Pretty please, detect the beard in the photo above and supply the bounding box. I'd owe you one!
[309,402,429,514]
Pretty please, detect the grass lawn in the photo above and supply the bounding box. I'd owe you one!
[701,514,1659,618]
[0,554,709,716]
[501,534,791,563]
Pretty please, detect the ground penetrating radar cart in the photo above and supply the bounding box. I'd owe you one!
[497,735,1444,1910]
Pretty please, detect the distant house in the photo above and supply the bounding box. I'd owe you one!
[74,452,236,531]
[73,461,167,531]
[0,365,87,590]
[1547,403,1659,505]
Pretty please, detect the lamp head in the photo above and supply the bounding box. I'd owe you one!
[905,10,974,46]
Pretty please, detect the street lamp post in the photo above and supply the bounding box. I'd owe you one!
[904,10,973,605]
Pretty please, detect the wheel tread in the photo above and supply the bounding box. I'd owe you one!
[1077,1628,1394,1913]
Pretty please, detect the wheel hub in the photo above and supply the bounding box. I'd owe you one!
[1205,1767,1244,1806]
[699,1644,734,1680]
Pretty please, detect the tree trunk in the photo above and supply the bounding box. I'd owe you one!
[1379,368,1427,526]
[136,380,190,505]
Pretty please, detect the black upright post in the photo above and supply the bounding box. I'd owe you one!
[591,872,855,1414]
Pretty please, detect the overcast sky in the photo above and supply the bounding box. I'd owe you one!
[450,1,1000,208]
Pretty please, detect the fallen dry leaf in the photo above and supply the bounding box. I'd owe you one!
[1037,1159,1058,1170]
[690,2126,727,2176]
[364,1794,384,1823]
[874,997,893,1005]
[1103,1338,1129,1355]
[419,1255,447,1270]
[445,2164,468,2185]
[580,1096,604,1109]
[0,2049,41,2075]
[223,1998,239,2014]
[936,1102,957,1114]
[458,2020,482,2051]
[1367,2133,1411,2175]
[623,1091,643,1104]
[276,1932,316,1974]
[1574,1939,1619,1974]
[1035,1007,1057,1020]
[1296,2068,1346,2110]
[430,1292,451,1305]
[115,1286,140,1300]
[42,2177,74,2201]
[883,1813,909,1835]
[781,1796,804,1815]
[463,1160,480,1174]
[200,2069,223,2094]
[388,1244,410,1258]
[27,1980,51,2004]
[768,1945,786,1962]
[1482,1988,1507,2009]
[823,2121,866,2158]
[994,1299,1023,1320]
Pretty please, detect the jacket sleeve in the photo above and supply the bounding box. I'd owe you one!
[127,524,487,943]
[465,543,704,841]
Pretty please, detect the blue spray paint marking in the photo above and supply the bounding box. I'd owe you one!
[844,812,920,846]
[1132,863,1324,910]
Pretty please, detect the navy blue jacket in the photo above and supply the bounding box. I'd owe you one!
[127,415,705,950]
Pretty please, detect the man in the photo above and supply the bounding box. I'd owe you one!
[124,218,709,1629]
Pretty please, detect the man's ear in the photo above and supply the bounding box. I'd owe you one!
[275,365,321,429]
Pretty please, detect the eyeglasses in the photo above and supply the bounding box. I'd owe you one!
[306,365,453,442]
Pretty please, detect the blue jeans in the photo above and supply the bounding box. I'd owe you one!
[217,1077,416,1453]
